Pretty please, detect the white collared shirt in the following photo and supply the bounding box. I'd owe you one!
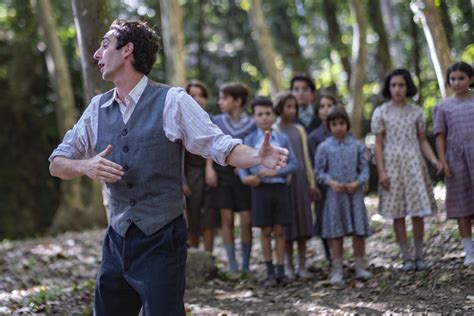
[49,76,241,166]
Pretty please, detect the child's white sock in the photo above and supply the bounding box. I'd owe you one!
[462,238,473,256]
[413,239,424,260]
[398,241,411,261]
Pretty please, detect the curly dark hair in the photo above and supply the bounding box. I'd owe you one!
[109,19,161,75]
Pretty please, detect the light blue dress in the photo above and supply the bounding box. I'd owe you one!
[315,136,372,239]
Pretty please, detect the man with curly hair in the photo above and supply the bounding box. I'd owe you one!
[49,20,288,315]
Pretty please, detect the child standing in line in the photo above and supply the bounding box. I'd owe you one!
[290,74,321,134]
[182,80,219,252]
[273,92,320,279]
[433,62,474,266]
[371,69,442,272]
[307,94,338,262]
[240,96,298,287]
[207,83,256,273]
[315,107,372,284]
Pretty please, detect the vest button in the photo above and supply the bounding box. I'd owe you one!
[123,165,129,171]
[130,200,136,206]
[123,146,129,153]
[126,219,132,224]
[122,129,128,136]
[127,183,133,189]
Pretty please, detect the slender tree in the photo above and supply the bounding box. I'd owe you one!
[368,0,392,81]
[247,0,284,93]
[159,0,186,87]
[71,0,112,223]
[411,0,452,98]
[33,0,106,232]
[347,0,368,138]
[322,0,352,85]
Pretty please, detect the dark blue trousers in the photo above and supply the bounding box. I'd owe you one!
[94,215,187,316]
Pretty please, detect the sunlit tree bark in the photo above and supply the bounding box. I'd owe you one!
[248,0,284,94]
[347,0,367,138]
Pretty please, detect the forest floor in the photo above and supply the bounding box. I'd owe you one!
[1,188,473,315]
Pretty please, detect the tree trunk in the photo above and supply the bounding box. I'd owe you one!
[409,12,423,104]
[348,0,367,139]
[34,0,107,232]
[71,0,111,101]
[411,0,452,98]
[159,0,186,87]
[380,0,404,67]
[269,2,309,72]
[71,0,112,224]
[368,0,392,80]
[322,0,352,85]
[247,0,284,94]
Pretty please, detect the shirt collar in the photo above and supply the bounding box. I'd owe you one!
[101,75,148,108]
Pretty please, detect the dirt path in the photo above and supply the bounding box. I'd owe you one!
[0,194,473,314]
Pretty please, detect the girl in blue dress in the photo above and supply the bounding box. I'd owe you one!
[315,107,372,284]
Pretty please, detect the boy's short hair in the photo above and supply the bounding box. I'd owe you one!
[290,73,316,92]
[250,96,273,114]
[185,80,209,99]
[326,106,351,131]
[220,82,249,107]
[382,68,417,98]
[273,91,298,116]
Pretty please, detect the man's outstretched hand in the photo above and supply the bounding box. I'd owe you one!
[258,131,289,170]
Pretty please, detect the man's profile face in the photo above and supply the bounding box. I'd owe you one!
[93,30,125,81]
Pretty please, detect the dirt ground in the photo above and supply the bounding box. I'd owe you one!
[0,192,473,315]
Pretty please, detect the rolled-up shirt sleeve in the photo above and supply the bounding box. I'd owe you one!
[164,87,241,166]
[48,96,100,162]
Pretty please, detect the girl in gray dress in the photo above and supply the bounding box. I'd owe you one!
[315,107,372,284]
[434,62,474,266]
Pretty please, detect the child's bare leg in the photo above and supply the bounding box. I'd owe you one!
[352,235,365,257]
[274,225,285,265]
[330,238,343,260]
[285,241,294,269]
[459,216,474,265]
[261,227,276,283]
[203,228,214,253]
[188,232,199,249]
[412,217,425,263]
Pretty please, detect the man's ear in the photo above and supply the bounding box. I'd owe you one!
[123,42,134,59]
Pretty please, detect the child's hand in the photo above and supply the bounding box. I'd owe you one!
[441,161,452,177]
[242,175,261,187]
[328,180,345,193]
[431,159,443,175]
[257,169,278,178]
[205,165,218,187]
[345,181,360,193]
[378,172,390,190]
[182,184,192,197]
[310,186,322,200]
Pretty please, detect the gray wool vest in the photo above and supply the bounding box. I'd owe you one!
[95,81,183,237]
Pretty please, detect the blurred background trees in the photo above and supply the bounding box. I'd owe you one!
[0,0,472,238]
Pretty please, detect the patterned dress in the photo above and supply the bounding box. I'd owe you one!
[371,102,436,219]
[315,136,372,239]
[433,94,474,218]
